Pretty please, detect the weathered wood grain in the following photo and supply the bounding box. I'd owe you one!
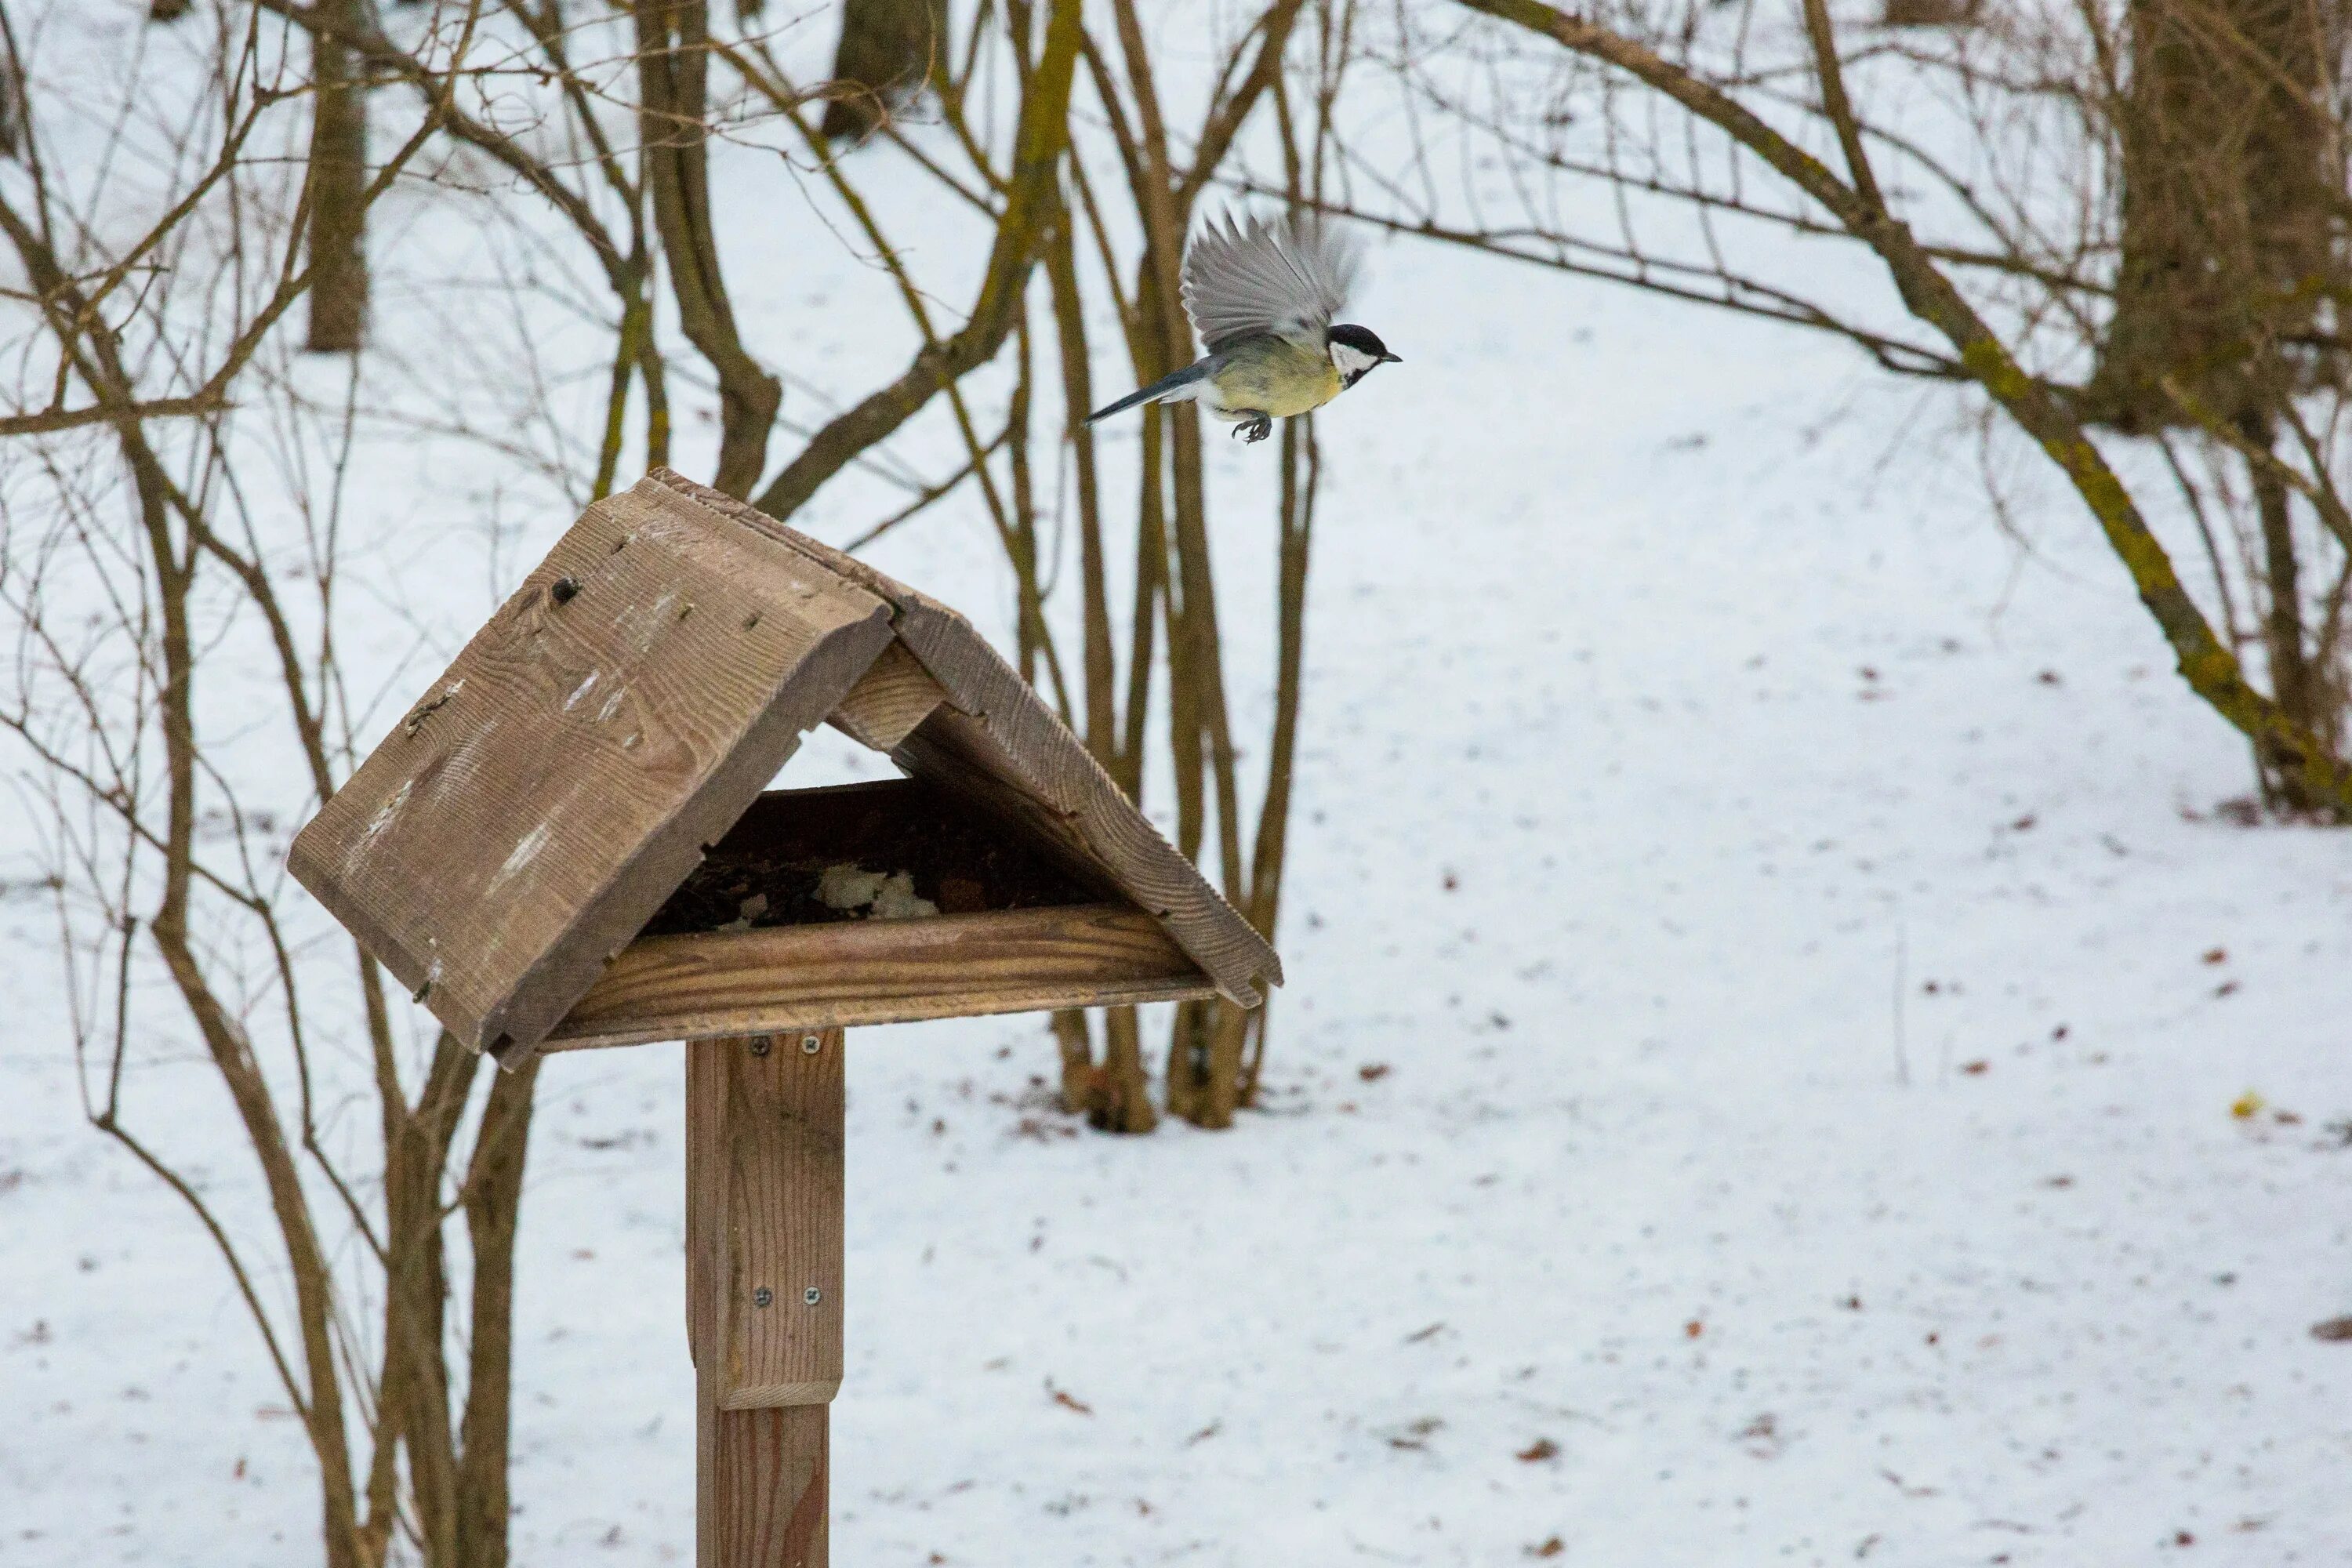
[826,637,946,752]
[717,1032,844,1408]
[546,904,1214,1051]
[698,1404,827,1568]
[641,467,1283,1009]
[289,485,897,1061]
[688,1031,841,1566]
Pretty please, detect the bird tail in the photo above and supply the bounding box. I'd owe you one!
[1085,362,1207,423]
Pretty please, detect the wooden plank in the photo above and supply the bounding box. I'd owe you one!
[688,1031,841,1566]
[289,484,896,1060]
[826,637,947,752]
[724,1032,844,1408]
[546,903,1214,1051]
[698,1405,827,1568]
[641,468,1283,1009]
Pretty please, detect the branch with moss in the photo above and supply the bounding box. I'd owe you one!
[1458,0,2352,818]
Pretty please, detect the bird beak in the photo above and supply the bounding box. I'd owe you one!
[1381,352,1403,364]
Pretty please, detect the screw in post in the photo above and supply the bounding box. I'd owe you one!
[800,1033,822,1054]
[749,1036,772,1057]
[753,1287,774,1308]
[802,1287,822,1306]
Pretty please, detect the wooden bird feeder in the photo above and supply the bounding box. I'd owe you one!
[289,468,1279,1565]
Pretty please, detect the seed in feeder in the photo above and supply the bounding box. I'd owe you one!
[817,864,889,912]
[816,864,940,920]
[869,870,939,920]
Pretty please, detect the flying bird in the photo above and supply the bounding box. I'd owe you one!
[1086,212,1399,445]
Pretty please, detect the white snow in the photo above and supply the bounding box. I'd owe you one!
[3,4,2350,1566]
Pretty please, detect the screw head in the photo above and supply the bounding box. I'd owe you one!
[802,1286,822,1306]
[752,1287,774,1308]
[800,1033,822,1055]
[749,1036,772,1057]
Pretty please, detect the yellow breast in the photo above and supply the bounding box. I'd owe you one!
[1211,339,1341,419]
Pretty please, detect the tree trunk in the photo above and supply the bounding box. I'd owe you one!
[2091,0,2345,429]
[634,0,782,499]
[455,1059,540,1568]
[819,0,949,140]
[305,0,368,353]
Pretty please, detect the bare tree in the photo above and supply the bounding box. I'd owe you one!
[306,0,371,350]
[1275,0,2352,819]
[818,0,949,140]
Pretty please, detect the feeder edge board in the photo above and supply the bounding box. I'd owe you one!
[543,903,1214,1051]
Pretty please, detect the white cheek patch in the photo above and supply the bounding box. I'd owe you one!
[1330,341,1378,379]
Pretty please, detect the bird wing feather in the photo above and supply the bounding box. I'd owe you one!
[1181,211,1361,352]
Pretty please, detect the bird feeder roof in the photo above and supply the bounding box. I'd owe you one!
[289,469,1279,1065]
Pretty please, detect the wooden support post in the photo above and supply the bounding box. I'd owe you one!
[687,1029,845,1568]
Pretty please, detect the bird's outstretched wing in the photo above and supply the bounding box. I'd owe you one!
[1181,211,1362,352]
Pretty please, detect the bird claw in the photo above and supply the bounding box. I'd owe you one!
[1232,415,1273,445]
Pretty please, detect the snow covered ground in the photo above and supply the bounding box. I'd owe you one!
[5,7,2352,1566]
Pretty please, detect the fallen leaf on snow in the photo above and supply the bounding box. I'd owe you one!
[2310,1316,2352,1342]
[1525,1537,1565,1559]
[2230,1091,2266,1120]
[1388,1417,1444,1450]
[1517,1438,1559,1462]
[1047,1382,1093,1416]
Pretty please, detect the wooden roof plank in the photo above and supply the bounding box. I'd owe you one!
[826,638,947,753]
[289,486,897,1058]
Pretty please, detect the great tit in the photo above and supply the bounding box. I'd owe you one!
[1086,211,1399,444]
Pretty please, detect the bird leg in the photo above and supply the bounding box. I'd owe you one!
[1231,412,1273,445]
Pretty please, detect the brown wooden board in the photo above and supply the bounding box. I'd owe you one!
[688,1032,840,1566]
[544,904,1213,1051]
[688,1031,844,1409]
[697,1405,826,1568]
[642,468,1283,1009]
[825,638,946,752]
[287,486,896,1060]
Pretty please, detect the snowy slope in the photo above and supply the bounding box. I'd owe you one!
[4,5,2350,1566]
